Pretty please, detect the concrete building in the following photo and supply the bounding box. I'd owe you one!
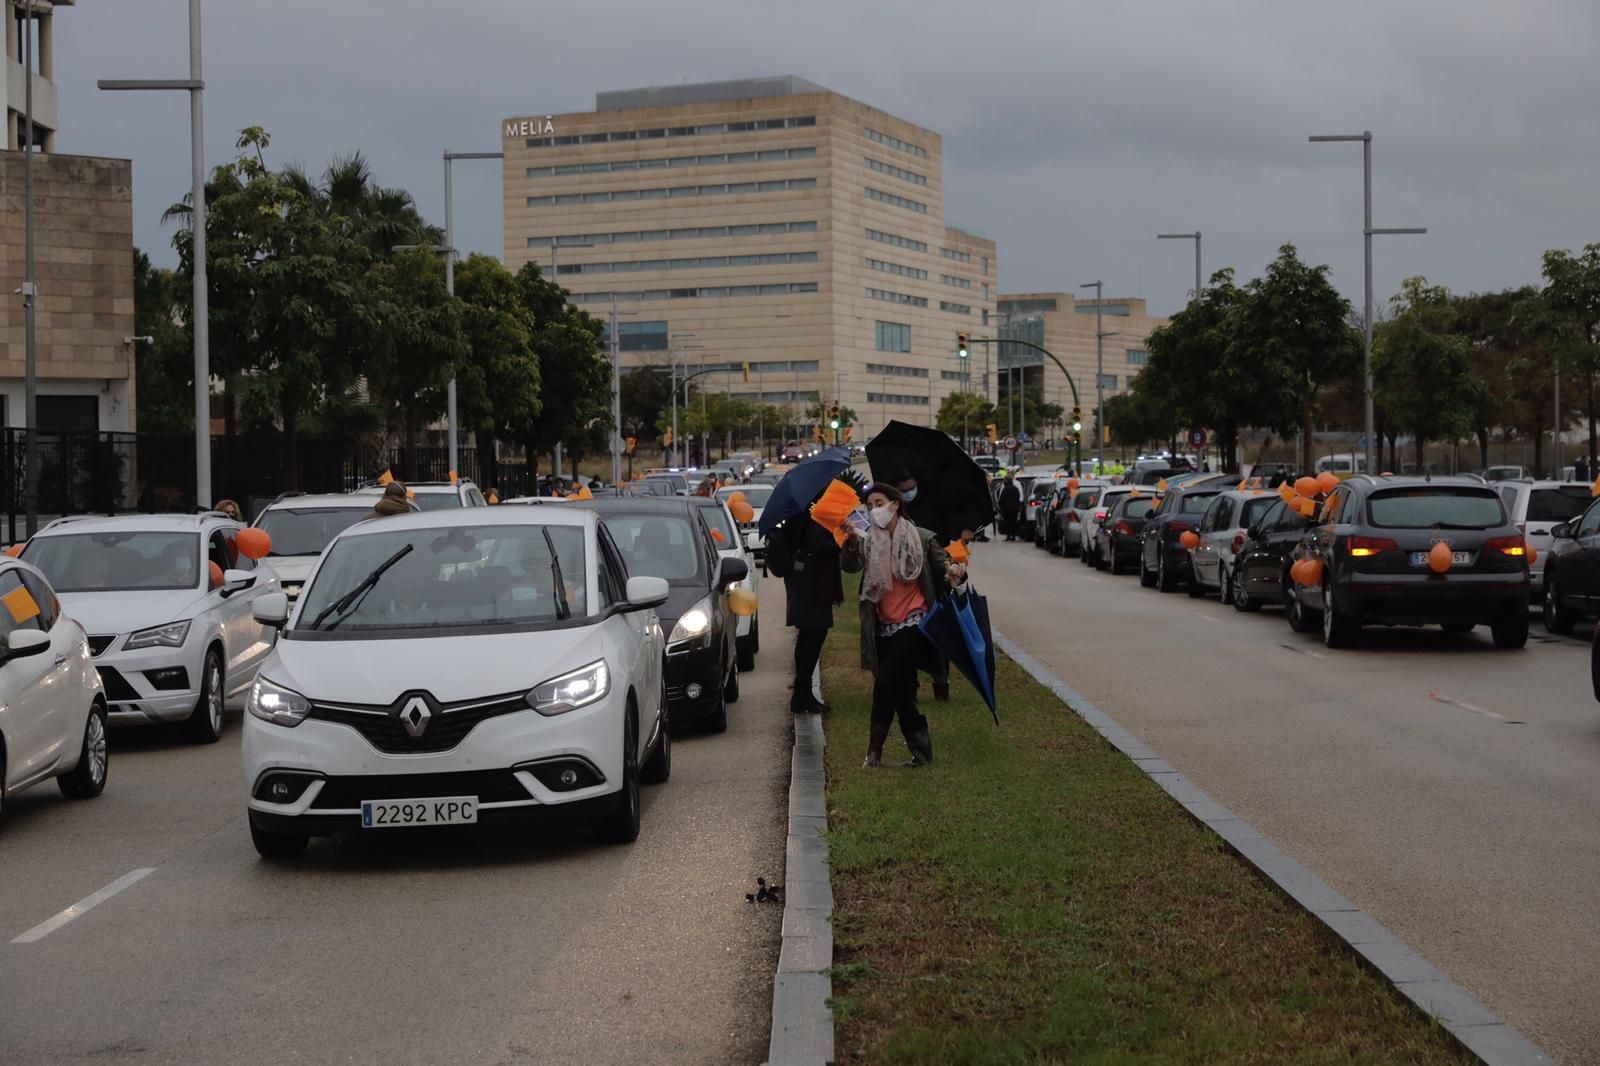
[995,293,1167,452]
[502,76,996,444]
[1,0,135,432]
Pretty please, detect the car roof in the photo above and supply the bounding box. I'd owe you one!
[572,496,702,514]
[333,505,592,538]
[1346,474,1498,491]
[33,512,235,537]
[262,494,370,510]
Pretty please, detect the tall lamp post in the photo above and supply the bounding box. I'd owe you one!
[99,0,210,510]
[1157,231,1203,301]
[20,0,39,535]
[440,150,502,481]
[1309,131,1425,475]
[1079,281,1106,465]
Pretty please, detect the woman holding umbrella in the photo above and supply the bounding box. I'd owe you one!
[768,511,846,714]
[842,483,957,768]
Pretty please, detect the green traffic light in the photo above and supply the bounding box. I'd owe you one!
[829,419,840,430]
[1071,420,1082,432]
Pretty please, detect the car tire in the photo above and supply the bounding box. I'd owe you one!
[1156,552,1179,593]
[750,616,760,655]
[724,660,741,703]
[1185,558,1207,598]
[1286,583,1319,632]
[737,628,756,673]
[1322,579,1360,648]
[1233,568,1261,613]
[250,819,309,860]
[593,708,641,844]
[641,679,672,785]
[184,648,225,744]
[1543,574,1578,634]
[57,701,108,800]
[1491,610,1529,649]
[1138,553,1157,587]
[1109,549,1124,575]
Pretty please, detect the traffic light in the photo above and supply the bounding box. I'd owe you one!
[625,436,637,456]
[829,403,840,430]
[986,423,998,444]
[843,426,853,443]
[662,427,673,447]
[741,361,750,383]
[957,332,970,359]
[1070,404,1083,433]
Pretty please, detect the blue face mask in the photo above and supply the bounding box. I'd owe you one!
[901,485,919,503]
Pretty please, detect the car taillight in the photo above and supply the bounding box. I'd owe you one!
[1169,519,1192,532]
[1231,533,1246,554]
[1347,536,1399,557]
[1094,511,1107,521]
[1066,512,1080,523]
[1115,521,1133,535]
[1485,535,1527,556]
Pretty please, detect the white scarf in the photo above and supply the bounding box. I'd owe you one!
[861,515,924,604]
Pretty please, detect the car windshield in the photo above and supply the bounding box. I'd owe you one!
[25,531,202,592]
[718,485,774,509]
[696,503,738,546]
[1073,490,1101,507]
[1527,487,1591,523]
[1367,488,1505,528]
[1181,493,1218,513]
[294,524,587,633]
[1121,498,1156,519]
[1240,497,1278,528]
[605,514,704,582]
[410,492,462,512]
[256,506,370,556]
[1031,483,1055,500]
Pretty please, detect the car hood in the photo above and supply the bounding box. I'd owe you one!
[659,583,713,627]
[268,556,318,583]
[268,626,607,706]
[58,589,208,636]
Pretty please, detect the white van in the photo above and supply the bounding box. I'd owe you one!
[1315,453,1367,476]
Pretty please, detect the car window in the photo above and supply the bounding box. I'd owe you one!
[1239,497,1277,530]
[467,487,487,507]
[696,503,738,547]
[606,514,705,582]
[1251,499,1286,535]
[256,506,371,557]
[718,485,774,509]
[1181,492,1218,514]
[1073,489,1101,508]
[411,492,462,512]
[18,571,58,631]
[1367,488,1506,529]
[1578,501,1600,537]
[0,569,36,640]
[25,531,202,592]
[1527,487,1591,523]
[1121,497,1156,519]
[208,530,239,578]
[1498,486,1519,512]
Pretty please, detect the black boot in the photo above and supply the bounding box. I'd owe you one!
[863,725,889,768]
[790,689,811,714]
[905,729,934,767]
[932,682,950,703]
[805,694,833,713]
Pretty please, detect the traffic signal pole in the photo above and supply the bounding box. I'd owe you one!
[963,335,1082,473]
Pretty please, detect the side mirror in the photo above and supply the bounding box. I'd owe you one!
[717,556,749,590]
[743,531,763,553]
[623,575,669,612]
[220,569,257,597]
[252,592,290,628]
[4,628,50,662]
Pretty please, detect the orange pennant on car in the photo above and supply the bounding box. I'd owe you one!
[2,584,39,624]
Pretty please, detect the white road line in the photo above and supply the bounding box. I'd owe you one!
[11,868,155,944]
[1277,642,1327,659]
[1429,691,1505,721]
[1192,613,1219,624]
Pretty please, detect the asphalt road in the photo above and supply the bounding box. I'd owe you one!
[979,536,1599,1064]
[0,579,792,1066]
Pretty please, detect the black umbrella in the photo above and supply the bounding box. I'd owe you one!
[757,446,852,536]
[866,421,995,541]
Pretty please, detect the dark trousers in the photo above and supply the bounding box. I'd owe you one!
[793,628,827,701]
[872,627,930,737]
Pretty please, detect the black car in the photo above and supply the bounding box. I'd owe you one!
[1540,498,1600,633]
[574,498,746,731]
[1230,497,1311,613]
[1286,476,1531,649]
[1139,476,1228,592]
[1095,492,1158,574]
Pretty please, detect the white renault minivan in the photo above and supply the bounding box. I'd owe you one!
[241,507,670,859]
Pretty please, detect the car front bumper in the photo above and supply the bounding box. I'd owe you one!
[1334,572,1530,624]
[243,691,626,836]
[665,640,725,721]
[93,644,204,724]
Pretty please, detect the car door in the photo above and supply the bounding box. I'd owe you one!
[1239,500,1285,599]
[1195,496,1230,586]
[1567,501,1600,609]
[596,525,654,759]
[208,529,266,689]
[19,569,80,762]
[0,567,63,785]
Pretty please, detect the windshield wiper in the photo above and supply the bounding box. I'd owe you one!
[543,529,571,620]
[308,543,414,631]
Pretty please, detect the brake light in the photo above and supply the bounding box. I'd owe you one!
[1169,519,1192,532]
[1231,533,1246,554]
[1347,536,1398,557]
[1486,535,1527,556]
[1114,521,1133,535]
[1094,511,1107,521]
[1066,512,1079,523]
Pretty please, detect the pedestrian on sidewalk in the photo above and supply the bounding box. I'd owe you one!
[882,463,979,701]
[997,472,1022,542]
[767,509,847,714]
[842,483,952,768]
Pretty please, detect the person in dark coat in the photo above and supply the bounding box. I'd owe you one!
[996,473,1023,542]
[767,513,845,714]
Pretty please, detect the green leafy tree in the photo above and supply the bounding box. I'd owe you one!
[1226,245,1360,471]
[1141,270,1250,471]
[131,249,192,434]
[1102,385,1171,455]
[1540,245,1600,467]
[453,254,540,490]
[1373,278,1479,468]
[514,262,610,476]
[935,391,994,442]
[620,364,671,445]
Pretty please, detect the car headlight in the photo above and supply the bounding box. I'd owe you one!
[668,597,714,647]
[124,620,191,651]
[247,677,311,728]
[528,659,611,716]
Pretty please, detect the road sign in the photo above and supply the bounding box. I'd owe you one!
[1002,435,1019,452]
[1018,432,1030,443]
[1187,428,1207,448]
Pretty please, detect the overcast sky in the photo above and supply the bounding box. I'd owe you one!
[56,0,1600,318]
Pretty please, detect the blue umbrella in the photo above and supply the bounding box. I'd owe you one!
[758,446,852,536]
[918,588,998,722]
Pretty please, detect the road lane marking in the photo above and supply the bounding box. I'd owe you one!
[1428,691,1506,721]
[1277,643,1327,659]
[1192,613,1219,624]
[11,868,155,944]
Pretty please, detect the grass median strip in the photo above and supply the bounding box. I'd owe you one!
[820,584,1466,1064]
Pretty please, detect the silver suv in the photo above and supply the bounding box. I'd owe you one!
[1494,480,1592,597]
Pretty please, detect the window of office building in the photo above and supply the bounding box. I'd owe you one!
[598,320,671,352]
[866,287,928,307]
[1098,374,1118,390]
[524,115,816,149]
[866,257,928,281]
[865,228,928,253]
[865,187,928,214]
[526,176,816,208]
[1125,349,1149,366]
[940,301,972,315]
[572,282,819,304]
[874,321,912,353]
[524,146,817,178]
[526,222,820,248]
[558,251,819,275]
[940,274,972,289]
[864,156,928,186]
[939,247,972,263]
[940,369,968,381]
[999,298,1058,313]
[981,257,989,276]
[866,392,929,406]
[866,363,927,379]
[863,128,929,158]
[1075,302,1131,316]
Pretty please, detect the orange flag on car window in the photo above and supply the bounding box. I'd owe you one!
[3,583,40,624]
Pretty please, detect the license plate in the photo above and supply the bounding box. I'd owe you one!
[1412,551,1470,566]
[360,796,477,828]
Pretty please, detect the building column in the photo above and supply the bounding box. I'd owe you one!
[6,3,17,64]
[37,8,50,79]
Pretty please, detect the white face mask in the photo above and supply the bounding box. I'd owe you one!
[900,485,918,503]
[870,505,896,529]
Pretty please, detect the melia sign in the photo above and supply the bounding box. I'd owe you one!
[505,116,556,138]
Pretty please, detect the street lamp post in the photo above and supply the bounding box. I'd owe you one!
[441,150,502,481]
[1309,131,1425,476]
[20,0,38,535]
[99,0,210,511]
[1079,281,1105,467]
[1157,231,1203,301]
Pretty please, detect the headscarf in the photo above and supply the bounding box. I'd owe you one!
[860,488,924,604]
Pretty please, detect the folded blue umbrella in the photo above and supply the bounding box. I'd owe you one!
[919,586,998,722]
[757,446,852,537]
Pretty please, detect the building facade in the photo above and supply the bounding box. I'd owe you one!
[502,76,996,443]
[995,293,1167,452]
[1,0,136,432]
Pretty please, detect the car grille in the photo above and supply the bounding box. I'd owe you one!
[309,770,531,809]
[96,666,140,703]
[87,635,115,657]
[306,691,531,754]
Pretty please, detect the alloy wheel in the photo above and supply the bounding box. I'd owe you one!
[86,712,107,787]
[207,661,223,733]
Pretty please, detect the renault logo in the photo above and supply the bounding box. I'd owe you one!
[399,696,432,738]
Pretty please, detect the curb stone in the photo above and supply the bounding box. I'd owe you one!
[993,629,1553,1066]
[766,712,834,1065]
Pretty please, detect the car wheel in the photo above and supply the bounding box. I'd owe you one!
[184,648,225,744]
[1491,610,1529,649]
[1109,548,1124,575]
[1322,579,1360,648]
[641,677,671,785]
[593,708,642,844]
[1156,552,1179,593]
[249,818,309,860]
[1185,558,1207,598]
[750,615,760,655]
[1233,568,1262,613]
[737,627,756,673]
[1543,574,1578,634]
[724,661,740,703]
[1138,552,1157,587]
[1286,582,1319,632]
[57,701,108,799]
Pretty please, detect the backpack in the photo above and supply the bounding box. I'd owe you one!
[765,521,796,579]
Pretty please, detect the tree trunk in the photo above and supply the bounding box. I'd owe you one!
[1477,428,1490,471]
[402,412,419,482]
[1588,369,1597,470]
[223,374,238,438]
[280,395,301,494]
[1415,434,1426,471]
[474,427,494,494]
[1300,389,1316,473]
[1532,421,1544,478]
[1386,432,1399,473]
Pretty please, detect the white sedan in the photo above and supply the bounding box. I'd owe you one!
[693,495,760,671]
[0,557,108,817]
[241,506,670,858]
